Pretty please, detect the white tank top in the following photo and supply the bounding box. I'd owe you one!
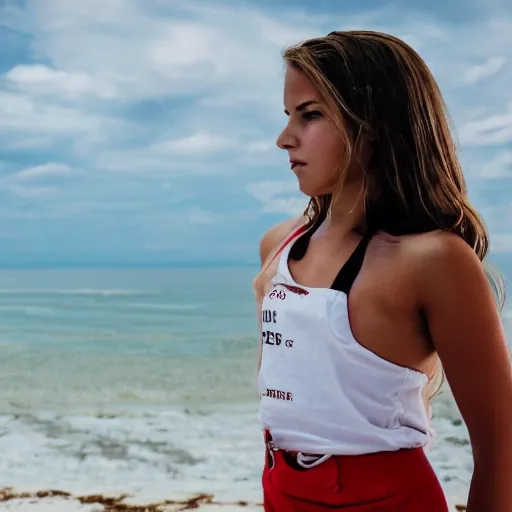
[258,225,432,455]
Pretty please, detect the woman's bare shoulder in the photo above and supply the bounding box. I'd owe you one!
[391,229,494,310]
[375,229,484,292]
[396,229,479,268]
[259,215,306,266]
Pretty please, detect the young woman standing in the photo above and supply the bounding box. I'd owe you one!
[254,30,511,511]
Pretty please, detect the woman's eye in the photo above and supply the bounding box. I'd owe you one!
[303,111,322,120]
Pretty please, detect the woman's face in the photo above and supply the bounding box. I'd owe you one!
[276,65,347,198]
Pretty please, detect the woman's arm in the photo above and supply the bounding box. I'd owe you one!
[416,232,512,512]
[254,216,305,373]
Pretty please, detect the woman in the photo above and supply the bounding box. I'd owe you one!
[253,30,511,511]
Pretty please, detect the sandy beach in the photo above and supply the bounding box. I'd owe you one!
[0,488,264,511]
[0,487,470,511]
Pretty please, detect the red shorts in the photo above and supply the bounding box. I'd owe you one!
[262,436,449,511]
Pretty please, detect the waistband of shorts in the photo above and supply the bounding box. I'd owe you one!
[263,428,425,461]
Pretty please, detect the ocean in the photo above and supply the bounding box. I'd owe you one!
[0,267,509,508]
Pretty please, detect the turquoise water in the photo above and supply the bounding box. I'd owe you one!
[0,268,261,411]
[0,268,258,352]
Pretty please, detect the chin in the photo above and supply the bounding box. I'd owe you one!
[296,179,330,198]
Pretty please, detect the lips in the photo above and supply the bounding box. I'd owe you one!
[290,160,307,170]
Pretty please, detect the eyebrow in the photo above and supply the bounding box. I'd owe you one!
[284,100,321,116]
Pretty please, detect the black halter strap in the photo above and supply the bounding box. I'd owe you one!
[289,225,375,294]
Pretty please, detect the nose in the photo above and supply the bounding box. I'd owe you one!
[276,123,298,150]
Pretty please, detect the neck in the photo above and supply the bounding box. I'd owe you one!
[319,179,366,237]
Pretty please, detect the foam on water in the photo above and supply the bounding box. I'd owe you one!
[0,399,471,506]
[0,405,264,504]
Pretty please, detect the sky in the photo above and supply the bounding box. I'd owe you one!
[0,0,510,272]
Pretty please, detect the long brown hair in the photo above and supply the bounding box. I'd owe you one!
[278,30,506,401]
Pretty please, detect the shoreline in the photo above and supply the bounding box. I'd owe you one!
[0,488,263,511]
[0,487,468,511]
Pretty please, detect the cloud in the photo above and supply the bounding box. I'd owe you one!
[480,151,512,178]
[4,64,118,100]
[459,102,512,146]
[3,136,56,150]
[246,180,307,215]
[16,162,73,179]
[97,134,279,174]
[0,162,70,198]
[150,132,235,155]
[0,184,58,198]
[0,0,310,104]
[5,1,511,159]
[0,90,134,155]
[464,56,507,84]
[246,180,299,202]
[262,196,309,215]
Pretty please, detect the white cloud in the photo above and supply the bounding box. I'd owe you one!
[150,132,235,155]
[0,90,132,151]
[464,56,507,84]
[98,135,280,173]
[0,184,58,198]
[246,180,299,202]
[262,196,308,216]
[0,163,68,197]
[16,162,73,179]
[480,151,512,178]
[3,1,510,165]
[1,0,305,103]
[3,135,55,150]
[246,180,307,216]
[459,102,512,146]
[4,64,118,100]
